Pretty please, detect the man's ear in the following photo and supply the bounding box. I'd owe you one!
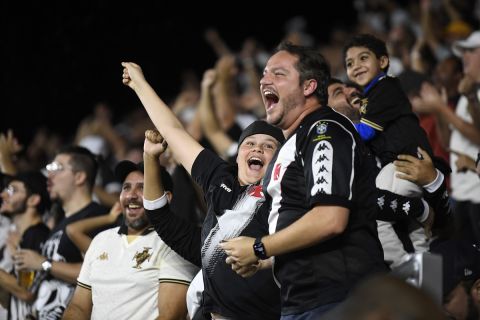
[27,194,41,208]
[303,79,318,97]
[165,191,173,204]
[380,56,389,71]
[74,171,88,186]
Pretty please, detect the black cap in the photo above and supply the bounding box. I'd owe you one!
[238,120,285,147]
[431,239,480,296]
[114,160,173,192]
[5,171,50,214]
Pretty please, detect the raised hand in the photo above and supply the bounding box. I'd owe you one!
[144,129,168,158]
[121,62,146,91]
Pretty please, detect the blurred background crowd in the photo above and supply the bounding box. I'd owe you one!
[2,0,480,319]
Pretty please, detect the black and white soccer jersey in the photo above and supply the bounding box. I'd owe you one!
[146,149,280,319]
[191,149,280,319]
[264,107,387,315]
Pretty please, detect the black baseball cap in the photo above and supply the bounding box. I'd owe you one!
[114,160,173,192]
[237,120,285,148]
[431,239,480,297]
[4,171,51,214]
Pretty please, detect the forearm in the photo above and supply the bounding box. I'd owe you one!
[146,207,202,267]
[50,262,82,284]
[133,80,202,174]
[143,153,164,200]
[198,87,234,157]
[262,206,348,257]
[0,270,34,302]
[213,81,236,130]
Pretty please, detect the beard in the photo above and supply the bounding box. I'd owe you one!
[0,201,27,216]
[125,213,150,231]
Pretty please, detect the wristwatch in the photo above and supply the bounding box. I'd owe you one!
[253,237,268,260]
[41,259,52,273]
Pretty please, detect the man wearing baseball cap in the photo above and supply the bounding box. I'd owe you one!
[431,239,480,320]
[64,159,198,320]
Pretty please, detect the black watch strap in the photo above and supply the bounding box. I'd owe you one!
[253,237,268,260]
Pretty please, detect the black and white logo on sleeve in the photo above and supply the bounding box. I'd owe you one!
[311,140,333,196]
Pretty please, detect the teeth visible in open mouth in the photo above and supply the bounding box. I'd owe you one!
[128,204,141,209]
[263,90,279,103]
[351,97,360,105]
[248,157,264,167]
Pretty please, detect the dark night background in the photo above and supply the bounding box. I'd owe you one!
[3,2,357,145]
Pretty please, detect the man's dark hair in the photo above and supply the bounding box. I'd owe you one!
[276,42,331,106]
[58,145,98,191]
[343,34,390,72]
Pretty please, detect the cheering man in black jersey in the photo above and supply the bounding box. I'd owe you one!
[221,43,388,319]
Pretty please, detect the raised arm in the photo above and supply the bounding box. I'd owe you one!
[122,62,203,174]
[143,130,202,266]
[198,68,235,158]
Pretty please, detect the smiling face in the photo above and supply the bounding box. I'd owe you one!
[260,50,306,130]
[345,46,388,87]
[236,134,279,185]
[327,82,361,122]
[120,171,149,232]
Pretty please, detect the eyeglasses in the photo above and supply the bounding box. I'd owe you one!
[2,185,25,197]
[3,185,15,197]
[46,161,68,173]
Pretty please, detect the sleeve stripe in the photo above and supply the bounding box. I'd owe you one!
[77,281,92,290]
[360,118,383,131]
[158,278,191,286]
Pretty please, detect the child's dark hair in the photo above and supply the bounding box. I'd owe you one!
[343,34,390,72]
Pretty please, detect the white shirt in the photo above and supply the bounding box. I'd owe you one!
[450,94,480,203]
[77,226,198,320]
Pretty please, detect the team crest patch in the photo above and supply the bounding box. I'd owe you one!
[313,122,331,142]
[316,122,328,135]
[359,98,368,115]
[132,247,152,269]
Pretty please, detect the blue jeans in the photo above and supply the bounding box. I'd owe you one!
[281,302,340,320]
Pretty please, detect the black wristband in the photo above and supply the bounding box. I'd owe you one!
[253,237,268,260]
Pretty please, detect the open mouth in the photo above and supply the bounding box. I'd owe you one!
[126,202,143,214]
[263,89,279,110]
[247,157,264,171]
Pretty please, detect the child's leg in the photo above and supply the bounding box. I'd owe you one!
[377,220,410,267]
[376,163,429,264]
[377,163,430,254]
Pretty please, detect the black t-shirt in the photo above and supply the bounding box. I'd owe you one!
[361,76,434,165]
[264,107,387,315]
[34,201,108,320]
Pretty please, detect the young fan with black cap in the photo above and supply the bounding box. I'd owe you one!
[123,60,285,319]
[63,158,198,320]
[0,171,50,320]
